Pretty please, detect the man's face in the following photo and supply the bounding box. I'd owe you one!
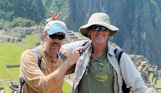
[88,25,109,44]
[43,32,65,53]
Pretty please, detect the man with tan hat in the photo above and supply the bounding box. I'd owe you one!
[61,12,146,93]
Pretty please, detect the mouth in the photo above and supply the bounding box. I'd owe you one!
[52,42,60,47]
[53,42,58,45]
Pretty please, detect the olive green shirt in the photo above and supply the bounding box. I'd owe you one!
[78,51,114,93]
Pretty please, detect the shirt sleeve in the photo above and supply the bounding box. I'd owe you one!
[61,40,88,52]
[59,49,75,74]
[20,49,61,93]
[120,53,147,93]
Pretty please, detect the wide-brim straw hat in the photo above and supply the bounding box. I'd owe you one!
[79,12,119,37]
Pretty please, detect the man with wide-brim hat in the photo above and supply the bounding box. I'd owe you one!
[80,12,119,38]
[62,12,146,93]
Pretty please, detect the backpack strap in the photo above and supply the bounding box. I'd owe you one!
[79,41,90,55]
[34,48,45,70]
[114,48,130,93]
[35,48,66,68]
[114,48,124,64]
[19,75,25,93]
[58,51,66,61]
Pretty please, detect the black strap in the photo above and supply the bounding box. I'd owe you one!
[114,48,124,64]
[34,48,43,70]
[114,48,130,93]
[58,51,66,61]
[79,41,89,55]
[19,76,25,93]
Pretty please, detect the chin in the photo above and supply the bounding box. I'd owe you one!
[96,40,106,43]
[54,47,60,50]
[50,46,60,51]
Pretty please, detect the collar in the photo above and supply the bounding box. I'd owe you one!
[38,45,60,63]
[107,41,115,56]
[87,41,115,56]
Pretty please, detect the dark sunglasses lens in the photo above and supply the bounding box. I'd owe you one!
[101,26,108,31]
[89,25,99,31]
[58,35,65,40]
[49,34,65,40]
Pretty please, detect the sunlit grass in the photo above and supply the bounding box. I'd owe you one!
[63,80,72,93]
[26,35,40,43]
[0,42,25,93]
[149,73,153,81]
[22,38,35,48]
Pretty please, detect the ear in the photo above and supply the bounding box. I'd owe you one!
[43,33,47,41]
[87,31,91,39]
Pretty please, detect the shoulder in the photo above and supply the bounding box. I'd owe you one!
[21,48,37,65]
[59,49,70,58]
[21,49,35,57]
[61,40,90,51]
[63,40,89,47]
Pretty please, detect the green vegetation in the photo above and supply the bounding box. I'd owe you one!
[150,0,161,20]
[149,73,153,80]
[26,35,40,43]
[0,0,46,23]
[0,42,25,92]
[0,35,17,39]
[157,79,161,92]
[0,31,2,36]
[0,19,9,24]
[22,38,36,48]
[148,73,161,92]
[45,0,69,21]
[63,80,72,93]
[9,17,35,28]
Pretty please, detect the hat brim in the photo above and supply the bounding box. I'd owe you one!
[79,22,119,37]
[47,29,67,35]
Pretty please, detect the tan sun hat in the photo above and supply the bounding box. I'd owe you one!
[79,12,119,37]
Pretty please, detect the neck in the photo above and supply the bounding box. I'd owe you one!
[92,42,107,58]
[92,42,107,53]
[43,46,58,59]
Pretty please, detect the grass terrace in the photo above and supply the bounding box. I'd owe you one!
[22,38,35,48]
[26,35,40,43]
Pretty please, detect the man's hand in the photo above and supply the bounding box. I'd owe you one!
[66,46,86,66]
[46,11,61,24]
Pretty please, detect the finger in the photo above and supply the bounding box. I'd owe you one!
[51,11,55,20]
[54,12,61,20]
[74,46,86,51]
[46,18,52,24]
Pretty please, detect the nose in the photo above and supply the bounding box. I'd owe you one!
[97,30,104,33]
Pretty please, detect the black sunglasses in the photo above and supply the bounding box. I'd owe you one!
[89,25,108,31]
[48,34,65,40]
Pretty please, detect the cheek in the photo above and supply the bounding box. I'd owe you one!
[44,35,51,42]
[60,39,65,44]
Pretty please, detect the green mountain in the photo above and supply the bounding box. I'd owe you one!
[0,0,46,23]
[0,0,161,69]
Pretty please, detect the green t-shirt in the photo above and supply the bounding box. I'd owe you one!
[78,51,114,93]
